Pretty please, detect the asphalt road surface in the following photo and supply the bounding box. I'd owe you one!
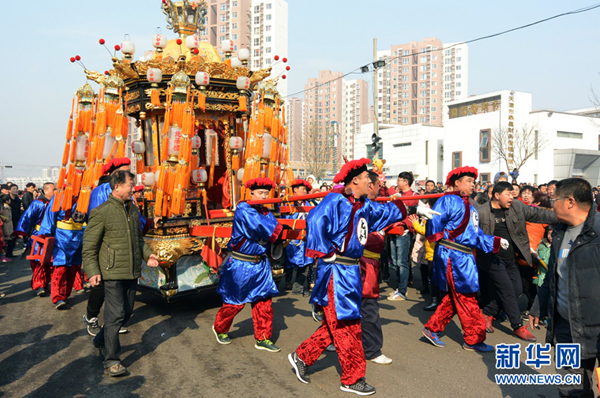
[1,250,596,398]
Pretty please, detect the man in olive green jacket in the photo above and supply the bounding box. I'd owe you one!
[83,170,159,377]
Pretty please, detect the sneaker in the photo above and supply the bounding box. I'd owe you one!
[119,327,128,334]
[211,325,231,345]
[255,339,280,353]
[340,378,376,396]
[55,300,67,310]
[483,314,495,333]
[325,344,336,352]
[369,354,392,365]
[312,304,324,323]
[387,291,406,301]
[0,256,12,263]
[104,363,127,377]
[463,342,494,352]
[513,325,537,342]
[422,328,445,347]
[83,315,101,337]
[288,352,311,384]
[75,288,86,294]
[37,288,46,297]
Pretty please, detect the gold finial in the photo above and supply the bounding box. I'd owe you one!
[162,0,208,38]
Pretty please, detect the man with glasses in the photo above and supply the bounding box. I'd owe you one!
[530,178,600,398]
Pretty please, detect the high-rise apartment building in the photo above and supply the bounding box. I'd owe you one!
[376,38,468,126]
[302,70,344,172]
[342,79,369,160]
[249,0,288,97]
[199,0,252,52]
[286,97,304,162]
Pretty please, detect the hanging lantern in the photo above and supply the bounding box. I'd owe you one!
[168,126,183,158]
[153,34,167,50]
[191,136,202,149]
[236,76,250,91]
[75,134,89,164]
[229,136,244,151]
[221,39,234,57]
[147,68,162,84]
[141,172,156,186]
[238,48,250,66]
[132,141,146,154]
[236,168,244,182]
[186,34,200,50]
[102,135,116,159]
[231,57,242,68]
[121,35,135,59]
[195,72,210,87]
[262,133,272,159]
[192,169,208,184]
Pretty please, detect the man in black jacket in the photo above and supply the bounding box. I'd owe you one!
[530,178,600,398]
[22,183,36,211]
[476,182,556,342]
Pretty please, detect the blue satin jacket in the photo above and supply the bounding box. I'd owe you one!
[217,201,282,305]
[283,200,313,268]
[426,192,499,293]
[15,198,49,254]
[306,190,406,320]
[39,197,85,267]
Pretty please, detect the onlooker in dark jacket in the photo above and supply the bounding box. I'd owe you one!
[82,170,159,377]
[476,182,556,342]
[530,178,600,398]
[22,183,36,211]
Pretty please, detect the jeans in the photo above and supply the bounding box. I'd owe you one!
[93,279,137,368]
[390,233,411,295]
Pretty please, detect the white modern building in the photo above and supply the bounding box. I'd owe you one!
[443,90,600,185]
[249,0,288,98]
[354,123,445,184]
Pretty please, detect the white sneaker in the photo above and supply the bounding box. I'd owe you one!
[369,354,392,365]
[387,291,407,301]
[325,344,336,352]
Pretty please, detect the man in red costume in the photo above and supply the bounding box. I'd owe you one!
[422,166,508,352]
[288,158,437,395]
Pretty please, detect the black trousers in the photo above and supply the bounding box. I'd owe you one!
[481,257,523,330]
[360,297,383,360]
[518,265,537,310]
[93,279,137,368]
[87,280,105,319]
[5,239,15,257]
[554,314,600,398]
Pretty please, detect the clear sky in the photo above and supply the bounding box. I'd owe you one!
[1,0,600,178]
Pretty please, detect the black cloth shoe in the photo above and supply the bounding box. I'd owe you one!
[340,378,376,395]
[288,352,310,384]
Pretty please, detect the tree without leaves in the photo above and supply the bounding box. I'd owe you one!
[491,124,548,175]
[300,125,334,181]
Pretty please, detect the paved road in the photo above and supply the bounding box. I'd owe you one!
[0,251,594,398]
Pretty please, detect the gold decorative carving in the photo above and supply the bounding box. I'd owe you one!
[127,90,140,100]
[135,60,250,81]
[146,102,165,110]
[84,69,107,86]
[201,90,240,100]
[144,235,204,268]
[112,58,139,80]
[201,103,239,112]
[249,67,272,88]
[126,104,141,114]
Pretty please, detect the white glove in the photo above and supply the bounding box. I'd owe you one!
[416,206,441,220]
[500,238,509,250]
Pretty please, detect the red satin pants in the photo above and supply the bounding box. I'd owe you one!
[213,297,273,341]
[295,276,366,386]
[424,259,486,345]
[50,265,80,304]
[30,260,51,291]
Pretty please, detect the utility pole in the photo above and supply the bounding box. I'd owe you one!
[373,38,379,141]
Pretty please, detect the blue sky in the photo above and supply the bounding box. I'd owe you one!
[1,0,600,177]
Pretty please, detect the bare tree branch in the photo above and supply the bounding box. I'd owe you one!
[491,124,548,176]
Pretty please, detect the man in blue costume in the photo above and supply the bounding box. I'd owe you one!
[283,178,314,295]
[14,182,55,296]
[422,166,508,352]
[288,158,437,396]
[39,194,87,310]
[212,177,287,353]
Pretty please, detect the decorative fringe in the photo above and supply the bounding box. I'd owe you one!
[197,91,206,111]
[151,89,161,107]
[239,95,247,112]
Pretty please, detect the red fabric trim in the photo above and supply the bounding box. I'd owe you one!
[305,248,333,259]
[232,237,247,252]
[427,231,444,243]
[492,236,501,254]
[447,196,471,241]
[268,223,283,243]
[12,231,28,237]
